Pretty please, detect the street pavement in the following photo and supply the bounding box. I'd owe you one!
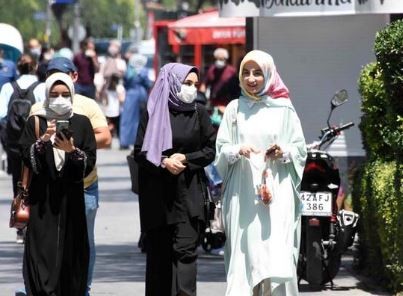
[0,140,391,295]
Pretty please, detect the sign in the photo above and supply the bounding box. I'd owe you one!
[67,24,86,42]
[168,28,245,45]
[219,0,403,17]
[300,191,332,217]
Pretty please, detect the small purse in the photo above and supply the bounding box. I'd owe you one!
[9,116,39,229]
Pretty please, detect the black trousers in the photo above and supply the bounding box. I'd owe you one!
[7,152,22,196]
[145,217,201,296]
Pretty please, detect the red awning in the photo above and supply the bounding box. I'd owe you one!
[168,11,245,46]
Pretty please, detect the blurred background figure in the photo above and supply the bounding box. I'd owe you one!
[73,38,99,100]
[119,53,151,150]
[0,53,43,244]
[104,74,125,138]
[36,46,55,83]
[56,47,74,61]
[0,49,17,90]
[98,39,126,103]
[199,47,240,127]
[27,38,42,62]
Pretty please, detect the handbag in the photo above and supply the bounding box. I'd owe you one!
[9,116,39,229]
[127,152,139,194]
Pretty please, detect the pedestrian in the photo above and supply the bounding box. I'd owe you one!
[0,53,44,244]
[104,73,125,138]
[133,63,216,296]
[119,53,151,149]
[20,72,97,295]
[0,48,17,89]
[215,50,307,295]
[73,38,100,99]
[199,47,240,126]
[30,56,111,295]
[98,39,126,102]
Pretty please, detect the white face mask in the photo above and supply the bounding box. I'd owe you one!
[215,60,226,69]
[49,95,72,115]
[177,84,197,104]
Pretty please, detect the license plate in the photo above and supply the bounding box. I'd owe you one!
[300,191,332,216]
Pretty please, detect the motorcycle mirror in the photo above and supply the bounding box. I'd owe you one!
[331,89,348,109]
[327,89,348,128]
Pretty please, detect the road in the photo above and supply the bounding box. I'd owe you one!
[0,141,390,295]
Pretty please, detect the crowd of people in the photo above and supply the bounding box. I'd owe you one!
[0,35,307,296]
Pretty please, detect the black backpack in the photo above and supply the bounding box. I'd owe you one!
[0,81,40,154]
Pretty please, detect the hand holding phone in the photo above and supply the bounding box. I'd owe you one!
[266,145,277,156]
[56,120,72,140]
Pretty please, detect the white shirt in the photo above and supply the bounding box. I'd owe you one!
[0,74,46,119]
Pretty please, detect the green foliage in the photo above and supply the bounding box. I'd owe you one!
[79,0,137,38]
[373,19,403,154]
[0,0,48,44]
[355,19,403,293]
[352,160,403,292]
[0,1,141,46]
[358,63,392,159]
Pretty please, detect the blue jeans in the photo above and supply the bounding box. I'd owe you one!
[85,180,99,295]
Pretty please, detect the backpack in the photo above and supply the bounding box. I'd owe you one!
[0,80,40,154]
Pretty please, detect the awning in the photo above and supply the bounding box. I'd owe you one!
[168,11,245,46]
[0,23,23,62]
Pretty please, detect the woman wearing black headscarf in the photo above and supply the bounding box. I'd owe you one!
[134,63,216,296]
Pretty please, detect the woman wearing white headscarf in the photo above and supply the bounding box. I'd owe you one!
[19,73,97,296]
[215,50,307,295]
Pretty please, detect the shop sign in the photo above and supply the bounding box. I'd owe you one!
[219,0,403,17]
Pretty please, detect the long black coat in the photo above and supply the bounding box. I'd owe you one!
[19,114,96,296]
[134,104,216,232]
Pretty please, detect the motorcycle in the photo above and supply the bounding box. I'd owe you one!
[297,89,359,287]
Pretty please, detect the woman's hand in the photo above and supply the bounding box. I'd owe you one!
[162,157,186,175]
[265,144,283,160]
[239,145,260,158]
[170,153,187,164]
[54,133,76,153]
[40,120,56,142]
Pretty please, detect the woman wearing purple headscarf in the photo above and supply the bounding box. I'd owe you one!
[133,63,216,295]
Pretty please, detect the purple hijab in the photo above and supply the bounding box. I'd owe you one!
[141,63,199,166]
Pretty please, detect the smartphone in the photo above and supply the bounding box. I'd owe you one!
[56,120,72,140]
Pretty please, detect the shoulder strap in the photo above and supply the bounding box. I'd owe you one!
[27,81,41,104]
[10,81,22,101]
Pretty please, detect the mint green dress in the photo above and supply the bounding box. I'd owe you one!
[215,96,307,295]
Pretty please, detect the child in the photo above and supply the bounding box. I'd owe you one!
[103,74,125,137]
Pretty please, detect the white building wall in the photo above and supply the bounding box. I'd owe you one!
[255,15,389,156]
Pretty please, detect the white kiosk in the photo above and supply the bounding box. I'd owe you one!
[219,1,403,157]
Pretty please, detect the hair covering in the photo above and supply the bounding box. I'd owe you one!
[214,48,229,60]
[32,72,75,120]
[129,54,147,69]
[239,50,289,100]
[126,54,148,80]
[31,72,75,171]
[141,62,199,166]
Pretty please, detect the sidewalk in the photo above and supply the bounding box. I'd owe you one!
[0,141,390,295]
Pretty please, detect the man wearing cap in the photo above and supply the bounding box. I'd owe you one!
[31,56,111,296]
